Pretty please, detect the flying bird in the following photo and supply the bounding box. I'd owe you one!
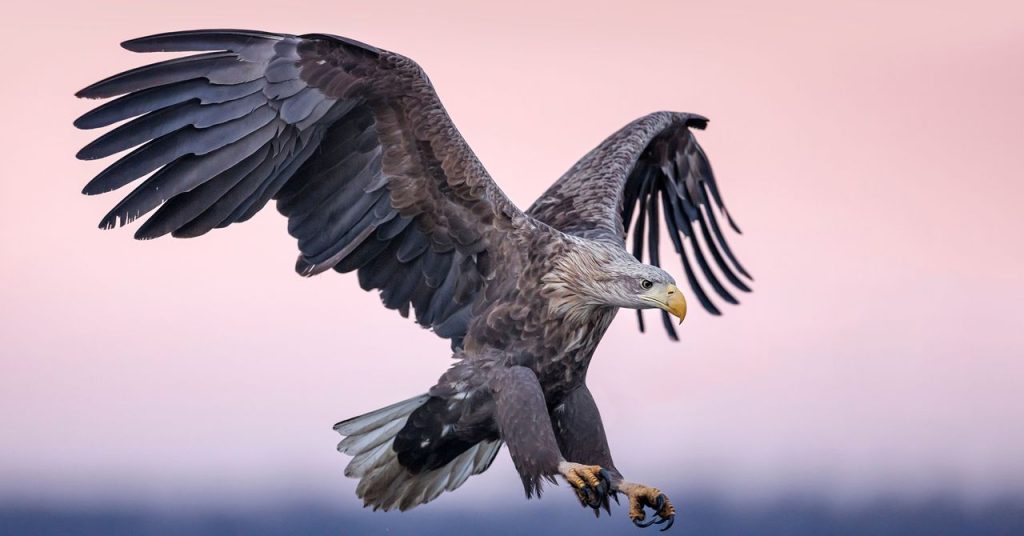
[74,29,752,530]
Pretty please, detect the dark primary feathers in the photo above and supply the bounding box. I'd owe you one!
[75,29,528,349]
[527,112,752,340]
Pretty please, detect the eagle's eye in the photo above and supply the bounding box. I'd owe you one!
[640,279,653,290]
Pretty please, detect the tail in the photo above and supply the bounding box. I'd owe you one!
[334,394,502,511]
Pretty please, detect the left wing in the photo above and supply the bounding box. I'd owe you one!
[74,30,531,349]
[527,112,751,340]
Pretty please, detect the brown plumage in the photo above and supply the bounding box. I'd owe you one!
[74,30,751,528]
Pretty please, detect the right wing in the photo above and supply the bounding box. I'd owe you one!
[527,112,751,340]
[74,29,527,348]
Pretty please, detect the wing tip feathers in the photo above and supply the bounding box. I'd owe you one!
[120,29,285,53]
[683,113,709,130]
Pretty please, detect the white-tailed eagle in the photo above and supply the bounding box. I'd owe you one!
[74,29,752,530]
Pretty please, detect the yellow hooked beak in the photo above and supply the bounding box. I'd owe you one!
[645,283,687,324]
[663,284,687,324]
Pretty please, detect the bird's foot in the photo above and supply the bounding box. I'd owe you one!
[614,481,676,531]
[558,461,614,516]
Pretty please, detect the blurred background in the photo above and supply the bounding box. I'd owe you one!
[1,0,1022,534]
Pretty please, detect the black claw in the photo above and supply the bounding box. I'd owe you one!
[611,491,621,505]
[634,516,658,528]
[660,516,675,531]
[586,487,602,509]
[655,494,665,510]
[595,469,614,512]
[569,468,619,516]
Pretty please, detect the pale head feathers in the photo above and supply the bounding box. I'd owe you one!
[541,239,675,321]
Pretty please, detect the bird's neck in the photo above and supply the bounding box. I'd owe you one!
[539,243,617,324]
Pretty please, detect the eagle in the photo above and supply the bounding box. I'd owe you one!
[74,29,751,530]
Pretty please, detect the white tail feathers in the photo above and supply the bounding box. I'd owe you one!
[334,394,502,511]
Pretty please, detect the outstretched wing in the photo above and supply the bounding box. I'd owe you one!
[527,112,751,340]
[75,29,528,348]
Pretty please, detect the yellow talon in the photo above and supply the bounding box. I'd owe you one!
[617,481,677,529]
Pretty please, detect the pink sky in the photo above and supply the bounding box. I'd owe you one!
[1,0,1022,509]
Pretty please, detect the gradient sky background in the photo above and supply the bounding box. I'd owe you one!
[1,0,1022,521]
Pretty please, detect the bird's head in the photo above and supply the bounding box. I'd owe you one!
[596,257,687,324]
[545,245,687,324]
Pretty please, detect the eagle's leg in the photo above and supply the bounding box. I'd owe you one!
[491,366,611,504]
[551,384,676,530]
[551,384,620,515]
